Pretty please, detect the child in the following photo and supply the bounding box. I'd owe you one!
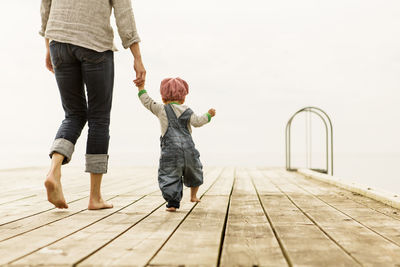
[135,77,215,212]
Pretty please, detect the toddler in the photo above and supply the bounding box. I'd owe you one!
[135,77,215,211]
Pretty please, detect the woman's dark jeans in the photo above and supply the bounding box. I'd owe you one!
[49,41,114,173]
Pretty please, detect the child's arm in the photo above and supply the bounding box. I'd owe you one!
[136,82,164,116]
[190,108,216,127]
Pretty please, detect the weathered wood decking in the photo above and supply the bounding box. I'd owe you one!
[0,166,400,266]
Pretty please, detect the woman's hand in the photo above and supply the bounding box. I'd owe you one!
[134,79,145,91]
[133,58,146,85]
[208,108,216,117]
[130,43,146,86]
[46,50,54,73]
[45,38,54,73]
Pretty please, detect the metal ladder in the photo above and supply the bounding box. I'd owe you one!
[285,106,333,175]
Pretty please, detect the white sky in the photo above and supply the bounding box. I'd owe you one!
[1,0,400,191]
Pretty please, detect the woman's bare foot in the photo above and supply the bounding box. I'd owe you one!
[166,207,177,212]
[44,170,68,209]
[88,173,113,210]
[88,198,113,210]
[190,197,201,203]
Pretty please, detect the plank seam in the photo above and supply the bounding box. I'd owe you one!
[287,178,400,248]
[295,172,400,222]
[216,168,236,267]
[145,168,225,267]
[0,194,37,206]
[263,171,363,266]
[73,198,166,267]
[250,170,293,267]
[6,194,151,265]
[0,195,88,227]
[0,182,157,243]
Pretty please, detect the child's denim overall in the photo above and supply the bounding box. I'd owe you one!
[158,104,204,208]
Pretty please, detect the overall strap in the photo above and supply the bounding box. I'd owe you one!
[178,108,193,128]
[164,104,180,128]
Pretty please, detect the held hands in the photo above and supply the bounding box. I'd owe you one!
[134,78,145,91]
[208,108,216,117]
[130,43,146,91]
[133,58,146,87]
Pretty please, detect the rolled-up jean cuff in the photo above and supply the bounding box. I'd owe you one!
[49,138,75,164]
[85,154,109,174]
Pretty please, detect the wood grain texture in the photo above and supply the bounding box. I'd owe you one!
[0,167,399,266]
[264,169,400,265]
[11,196,165,266]
[148,168,230,266]
[79,167,223,266]
[253,169,358,266]
[219,169,287,267]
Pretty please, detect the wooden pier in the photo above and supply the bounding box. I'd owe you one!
[0,166,400,266]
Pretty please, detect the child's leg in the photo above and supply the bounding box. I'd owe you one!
[184,157,204,203]
[190,186,201,202]
[158,167,183,212]
[88,173,113,210]
[45,153,68,209]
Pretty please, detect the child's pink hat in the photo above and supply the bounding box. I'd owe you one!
[160,77,189,102]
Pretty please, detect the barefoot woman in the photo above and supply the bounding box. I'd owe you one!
[40,0,145,209]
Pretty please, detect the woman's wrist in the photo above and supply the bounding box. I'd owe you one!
[129,42,142,59]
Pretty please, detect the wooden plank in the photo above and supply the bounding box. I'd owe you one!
[7,168,217,266]
[283,170,400,221]
[10,196,165,266]
[79,167,224,267]
[0,167,87,201]
[148,168,232,266]
[219,169,287,266]
[0,195,145,265]
[280,171,400,247]
[252,169,358,266]
[0,168,154,226]
[206,167,234,196]
[265,169,400,265]
[149,196,229,266]
[0,177,157,242]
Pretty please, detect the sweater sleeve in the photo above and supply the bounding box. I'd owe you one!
[138,90,164,116]
[39,0,52,37]
[190,112,211,128]
[111,0,141,48]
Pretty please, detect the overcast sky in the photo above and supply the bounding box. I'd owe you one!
[1,0,400,191]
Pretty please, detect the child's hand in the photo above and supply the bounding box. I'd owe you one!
[134,79,145,91]
[208,108,216,117]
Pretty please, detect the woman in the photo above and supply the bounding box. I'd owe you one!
[40,0,146,209]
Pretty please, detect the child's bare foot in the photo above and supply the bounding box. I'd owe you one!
[190,197,201,203]
[44,170,68,209]
[166,207,177,212]
[190,186,200,203]
[88,198,113,210]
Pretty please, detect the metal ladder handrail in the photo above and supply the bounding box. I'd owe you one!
[285,106,333,175]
